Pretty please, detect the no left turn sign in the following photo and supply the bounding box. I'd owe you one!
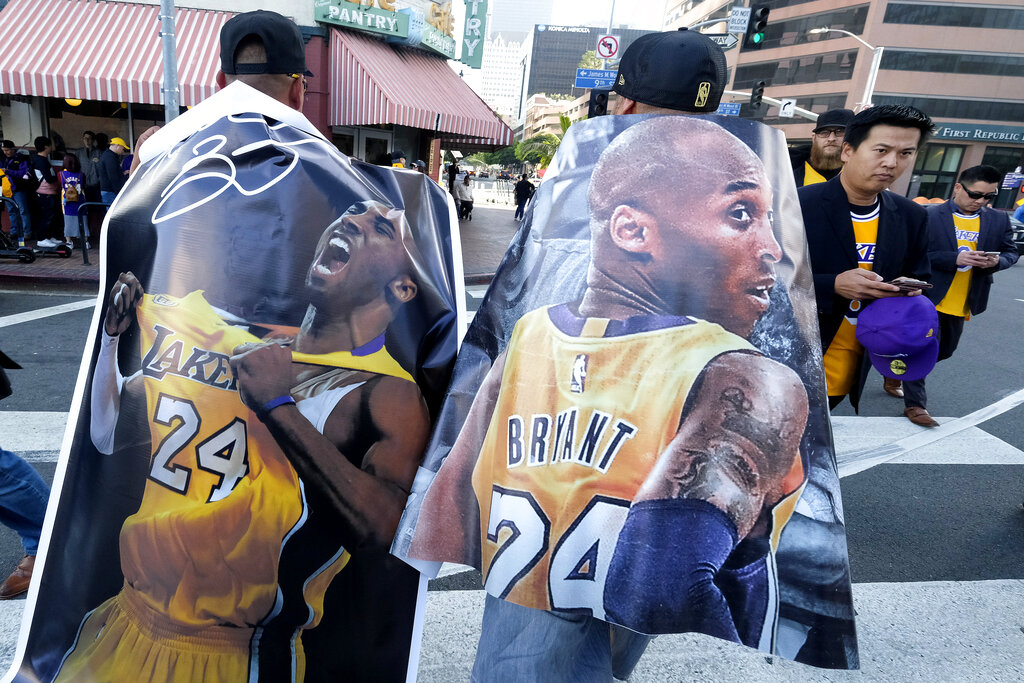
[596,34,620,59]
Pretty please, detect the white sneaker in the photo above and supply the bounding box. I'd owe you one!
[37,238,58,247]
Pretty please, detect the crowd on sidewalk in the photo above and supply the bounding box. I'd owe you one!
[0,131,133,254]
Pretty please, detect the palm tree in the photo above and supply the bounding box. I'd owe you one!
[517,114,574,169]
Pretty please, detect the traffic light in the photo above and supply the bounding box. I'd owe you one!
[750,81,765,109]
[744,5,770,49]
[588,89,610,118]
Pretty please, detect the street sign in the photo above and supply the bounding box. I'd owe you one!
[716,102,741,116]
[596,34,620,60]
[728,6,751,34]
[704,33,739,50]
[575,68,617,89]
[779,98,797,118]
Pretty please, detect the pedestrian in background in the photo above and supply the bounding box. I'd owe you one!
[0,140,33,244]
[513,173,534,221]
[455,173,474,220]
[897,165,1019,426]
[98,136,129,203]
[0,350,51,601]
[31,136,60,242]
[59,153,87,249]
[790,108,853,186]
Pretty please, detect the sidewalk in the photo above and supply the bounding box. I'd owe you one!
[0,193,520,287]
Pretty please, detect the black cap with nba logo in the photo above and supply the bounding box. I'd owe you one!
[612,28,727,113]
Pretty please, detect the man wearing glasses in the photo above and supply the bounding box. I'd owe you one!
[791,109,853,186]
[898,165,1019,426]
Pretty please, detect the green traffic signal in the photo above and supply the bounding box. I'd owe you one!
[751,32,764,44]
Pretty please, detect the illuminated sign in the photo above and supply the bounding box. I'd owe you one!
[933,123,1024,143]
[460,0,488,69]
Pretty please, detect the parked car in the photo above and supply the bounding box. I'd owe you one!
[1009,215,1024,255]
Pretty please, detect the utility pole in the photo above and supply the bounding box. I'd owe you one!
[160,0,180,123]
[601,0,617,70]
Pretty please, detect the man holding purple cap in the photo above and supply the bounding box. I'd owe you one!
[799,105,934,412]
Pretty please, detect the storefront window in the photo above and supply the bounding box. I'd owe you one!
[980,146,1024,210]
[909,143,964,199]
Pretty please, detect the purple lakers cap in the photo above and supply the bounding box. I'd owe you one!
[856,296,939,381]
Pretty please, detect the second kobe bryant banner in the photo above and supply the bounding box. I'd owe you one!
[394,114,859,669]
[10,81,461,682]
[460,0,488,68]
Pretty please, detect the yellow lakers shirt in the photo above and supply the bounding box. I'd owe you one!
[823,202,879,397]
[125,290,406,631]
[936,212,979,318]
[470,304,802,621]
[803,162,828,186]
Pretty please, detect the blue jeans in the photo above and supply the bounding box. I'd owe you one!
[100,190,118,205]
[515,198,529,221]
[0,447,50,556]
[472,593,652,682]
[6,191,32,240]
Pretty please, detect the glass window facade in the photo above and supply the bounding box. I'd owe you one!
[910,144,965,199]
[980,146,1024,210]
[734,50,858,89]
[743,4,869,51]
[875,96,1024,124]
[884,3,1024,31]
[881,50,1024,77]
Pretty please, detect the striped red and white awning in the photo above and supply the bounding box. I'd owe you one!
[0,0,231,106]
[329,29,512,147]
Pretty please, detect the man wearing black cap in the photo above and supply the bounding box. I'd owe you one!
[898,165,1018,426]
[130,9,311,173]
[790,108,854,186]
[799,104,934,412]
[611,28,727,115]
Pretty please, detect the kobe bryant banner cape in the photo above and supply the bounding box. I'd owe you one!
[10,82,461,683]
[394,114,859,669]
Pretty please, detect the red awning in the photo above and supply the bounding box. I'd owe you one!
[0,0,230,106]
[328,29,512,147]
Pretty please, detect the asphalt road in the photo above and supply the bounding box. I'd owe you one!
[0,261,1022,679]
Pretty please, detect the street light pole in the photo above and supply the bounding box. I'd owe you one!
[808,27,883,110]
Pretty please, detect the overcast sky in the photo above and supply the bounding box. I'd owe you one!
[549,0,666,31]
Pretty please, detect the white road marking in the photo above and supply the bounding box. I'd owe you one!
[414,580,1024,682]
[0,299,94,328]
[837,387,1024,477]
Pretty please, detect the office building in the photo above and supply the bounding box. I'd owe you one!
[664,0,1024,205]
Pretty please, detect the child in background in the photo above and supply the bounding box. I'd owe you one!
[59,154,87,249]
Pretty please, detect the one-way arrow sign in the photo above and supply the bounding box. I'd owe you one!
[704,33,739,50]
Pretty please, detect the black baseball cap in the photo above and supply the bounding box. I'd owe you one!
[220,10,312,76]
[612,28,726,113]
[1,140,14,149]
[812,108,854,133]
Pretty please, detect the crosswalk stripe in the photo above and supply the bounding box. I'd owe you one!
[0,299,94,328]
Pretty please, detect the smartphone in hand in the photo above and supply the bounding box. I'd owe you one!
[887,276,932,292]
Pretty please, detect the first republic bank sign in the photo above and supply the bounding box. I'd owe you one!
[314,0,488,67]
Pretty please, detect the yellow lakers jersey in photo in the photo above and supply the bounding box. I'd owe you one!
[470,304,801,619]
[126,290,406,630]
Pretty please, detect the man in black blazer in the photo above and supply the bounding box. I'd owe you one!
[799,105,933,413]
[899,165,1019,425]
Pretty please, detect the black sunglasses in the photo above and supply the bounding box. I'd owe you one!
[963,188,997,201]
